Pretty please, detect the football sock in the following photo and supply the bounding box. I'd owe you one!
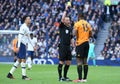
[27,57,32,68]
[77,65,82,80]
[21,62,26,76]
[14,58,17,62]
[58,64,63,79]
[83,65,88,79]
[93,59,96,66]
[10,61,19,74]
[64,65,70,78]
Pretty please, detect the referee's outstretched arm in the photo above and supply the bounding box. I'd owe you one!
[61,5,69,23]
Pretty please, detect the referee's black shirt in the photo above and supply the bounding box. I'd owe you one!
[59,22,73,46]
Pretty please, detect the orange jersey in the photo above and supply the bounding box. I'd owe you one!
[74,20,92,46]
[12,38,18,52]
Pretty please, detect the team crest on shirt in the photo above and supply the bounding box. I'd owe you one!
[65,29,69,34]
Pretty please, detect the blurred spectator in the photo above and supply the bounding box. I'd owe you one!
[0,0,104,58]
[101,2,120,60]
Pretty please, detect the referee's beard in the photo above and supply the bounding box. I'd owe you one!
[64,22,70,27]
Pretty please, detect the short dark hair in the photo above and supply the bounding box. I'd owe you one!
[23,15,29,22]
[30,33,33,36]
[78,13,84,19]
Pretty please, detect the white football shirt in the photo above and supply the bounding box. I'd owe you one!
[27,37,37,51]
[18,23,30,48]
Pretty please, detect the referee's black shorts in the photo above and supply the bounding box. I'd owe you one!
[76,41,89,58]
[58,44,72,61]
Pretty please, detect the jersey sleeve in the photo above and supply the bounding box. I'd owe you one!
[24,27,30,36]
[18,27,24,48]
[35,38,37,43]
[59,22,64,28]
[74,22,79,30]
[19,26,25,35]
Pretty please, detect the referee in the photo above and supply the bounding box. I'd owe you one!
[58,5,75,82]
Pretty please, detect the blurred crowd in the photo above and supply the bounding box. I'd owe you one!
[101,2,120,61]
[0,0,104,58]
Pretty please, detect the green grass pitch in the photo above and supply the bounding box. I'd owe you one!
[0,64,120,84]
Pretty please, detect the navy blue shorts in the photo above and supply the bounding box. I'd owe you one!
[27,51,34,59]
[18,43,26,59]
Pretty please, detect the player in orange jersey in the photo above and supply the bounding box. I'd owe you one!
[12,36,18,62]
[73,13,92,83]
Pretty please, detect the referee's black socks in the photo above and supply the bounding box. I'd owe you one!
[58,64,63,79]
[83,65,88,79]
[64,65,70,78]
[77,65,82,80]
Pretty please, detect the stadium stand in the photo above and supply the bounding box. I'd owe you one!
[101,2,120,61]
[0,0,104,59]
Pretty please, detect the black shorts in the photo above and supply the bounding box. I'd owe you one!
[76,41,89,58]
[59,44,72,61]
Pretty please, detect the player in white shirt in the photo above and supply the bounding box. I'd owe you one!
[7,16,32,80]
[27,33,37,70]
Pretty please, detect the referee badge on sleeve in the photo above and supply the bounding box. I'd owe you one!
[65,29,69,34]
[78,54,80,57]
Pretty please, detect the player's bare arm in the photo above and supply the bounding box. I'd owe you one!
[73,29,77,36]
[71,38,75,48]
[89,31,92,38]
